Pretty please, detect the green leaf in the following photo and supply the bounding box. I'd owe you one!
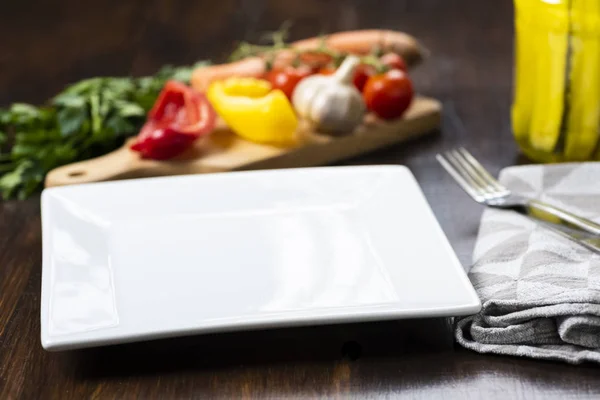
[114,100,145,117]
[0,160,40,200]
[19,176,43,200]
[11,143,39,158]
[105,114,136,136]
[62,77,102,95]
[168,67,194,83]
[106,78,135,94]
[153,60,210,83]
[5,104,55,129]
[9,103,42,126]
[52,93,86,108]
[11,103,41,117]
[17,165,44,199]
[57,107,87,137]
[98,98,113,122]
[36,143,77,171]
[0,109,10,124]
[36,108,57,126]
[133,89,161,113]
[154,64,176,79]
[136,76,155,92]
[15,129,59,144]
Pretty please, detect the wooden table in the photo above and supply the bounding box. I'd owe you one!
[1,0,599,398]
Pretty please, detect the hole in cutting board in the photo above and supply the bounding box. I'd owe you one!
[68,170,85,177]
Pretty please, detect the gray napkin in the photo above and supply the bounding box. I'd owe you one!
[455,162,600,364]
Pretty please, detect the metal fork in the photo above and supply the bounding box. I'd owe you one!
[436,148,600,238]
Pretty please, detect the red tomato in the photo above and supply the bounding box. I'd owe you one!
[265,66,313,99]
[353,64,376,92]
[319,64,375,92]
[130,80,216,159]
[380,53,408,72]
[363,69,414,120]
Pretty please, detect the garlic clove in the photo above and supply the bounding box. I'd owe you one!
[333,55,361,84]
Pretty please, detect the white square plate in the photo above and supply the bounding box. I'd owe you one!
[41,166,480,351]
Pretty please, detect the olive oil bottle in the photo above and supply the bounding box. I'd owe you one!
[512,0,600,162]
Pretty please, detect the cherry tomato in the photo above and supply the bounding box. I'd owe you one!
[363,69,414,120]
[265,65,313,99]
[353,64,376,92]
[380,53,408,72]
[319,64,375,92]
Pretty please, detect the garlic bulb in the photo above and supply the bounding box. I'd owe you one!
[292,55,366,135]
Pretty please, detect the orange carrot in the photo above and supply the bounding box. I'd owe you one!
[293,30,423,63]
[191,30,424,92]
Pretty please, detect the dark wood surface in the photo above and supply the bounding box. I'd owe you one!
[1,0,599,398]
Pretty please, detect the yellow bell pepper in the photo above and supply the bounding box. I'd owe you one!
[206,77,298,145]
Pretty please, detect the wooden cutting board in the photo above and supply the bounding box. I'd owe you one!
[45,96,441,188]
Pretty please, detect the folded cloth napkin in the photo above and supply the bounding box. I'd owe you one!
[455,162,600,364]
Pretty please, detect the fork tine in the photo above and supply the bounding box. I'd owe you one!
[444,151,489,195]
[436,153,486,202]
[457,148,507,192]
[449,149,495,195]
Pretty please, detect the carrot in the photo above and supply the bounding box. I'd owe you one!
[293,30,423,63]
[191,29,424,92]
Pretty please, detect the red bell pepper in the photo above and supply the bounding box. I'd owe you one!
[131,80,216,160]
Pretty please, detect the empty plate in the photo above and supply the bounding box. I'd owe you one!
[41,166,480,351]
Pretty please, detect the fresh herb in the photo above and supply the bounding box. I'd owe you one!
[0,61,210,200]
[228,23,356,70]
[229,21,294,62]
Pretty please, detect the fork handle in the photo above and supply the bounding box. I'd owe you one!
[525,199,600,236]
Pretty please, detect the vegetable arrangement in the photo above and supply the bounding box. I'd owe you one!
[0,27,421,200]
[0,63,208,199]
[198,28,417,141]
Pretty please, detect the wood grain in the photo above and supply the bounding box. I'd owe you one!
[1,0,600,399]
[44,97,441,187]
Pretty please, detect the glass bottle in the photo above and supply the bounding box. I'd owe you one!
[512,0,600,162]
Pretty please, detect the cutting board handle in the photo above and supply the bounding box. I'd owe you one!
[45,144,138,187]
